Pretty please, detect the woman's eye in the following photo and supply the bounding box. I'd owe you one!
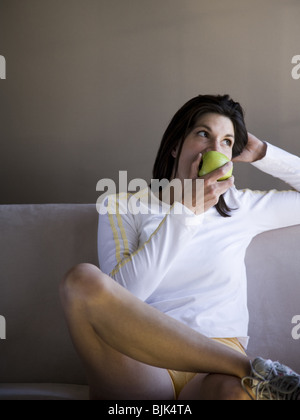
[224,139,233,146]
[197,131,207,137]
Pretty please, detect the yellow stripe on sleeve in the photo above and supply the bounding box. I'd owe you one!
[110,203,175,277]
[116,194,130,259]
[108,195,122,265]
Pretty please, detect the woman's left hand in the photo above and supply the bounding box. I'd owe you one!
[232,133,267,163]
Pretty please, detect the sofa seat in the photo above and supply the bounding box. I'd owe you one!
[0,383,89,400]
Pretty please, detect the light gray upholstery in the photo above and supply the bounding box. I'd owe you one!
[0,204,299,400]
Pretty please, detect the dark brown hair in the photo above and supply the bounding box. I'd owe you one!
[152,94,248,217]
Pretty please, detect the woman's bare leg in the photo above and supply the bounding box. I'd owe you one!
[179,373,251,400]
[60,263,251,399]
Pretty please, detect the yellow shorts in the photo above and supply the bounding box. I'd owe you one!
[167,337,247,400]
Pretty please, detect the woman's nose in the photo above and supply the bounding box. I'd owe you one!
[205,143,222,153]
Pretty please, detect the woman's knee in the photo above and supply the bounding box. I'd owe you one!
[60,263,110,306]
[216,375,249,400]
[195,374,248,400]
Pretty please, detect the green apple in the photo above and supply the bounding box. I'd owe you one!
[198,151,233,181]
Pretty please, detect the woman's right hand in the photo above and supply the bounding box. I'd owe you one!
[181,154,234,215]
[200,162,234,213]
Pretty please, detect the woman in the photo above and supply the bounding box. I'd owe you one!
[60,95,300,400]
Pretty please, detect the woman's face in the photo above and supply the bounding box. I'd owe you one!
[172,113,235,181]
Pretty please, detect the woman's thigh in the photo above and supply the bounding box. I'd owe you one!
[178,373,249,400]
[178,338,249,400]
[61,276,175,399]
[87,337,176,400]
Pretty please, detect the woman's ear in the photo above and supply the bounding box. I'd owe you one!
[171,147,177,158]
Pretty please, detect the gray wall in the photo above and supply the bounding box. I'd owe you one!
[0,0,300,204]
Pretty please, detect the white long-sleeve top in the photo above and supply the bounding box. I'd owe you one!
[97,143,300,348]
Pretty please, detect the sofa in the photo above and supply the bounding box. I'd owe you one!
[0,204,299,400]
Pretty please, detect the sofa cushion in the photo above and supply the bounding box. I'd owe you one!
[246,226,300,373]
[0,204,98,385]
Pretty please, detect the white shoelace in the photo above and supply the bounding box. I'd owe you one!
[241,359,300,400]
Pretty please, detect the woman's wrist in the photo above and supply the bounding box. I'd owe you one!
[253,141,267,162]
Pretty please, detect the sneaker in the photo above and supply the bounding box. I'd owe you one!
[241,357,300,400]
